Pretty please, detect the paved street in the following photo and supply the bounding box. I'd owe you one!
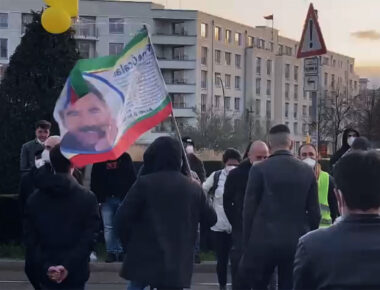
[0,272,221,290]
[0,261,223,290]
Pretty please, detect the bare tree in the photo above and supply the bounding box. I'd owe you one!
[356,88,380,140]
[315,88,357,153]
[181,109,265,152]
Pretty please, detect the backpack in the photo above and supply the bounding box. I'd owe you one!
[208,170,222,201]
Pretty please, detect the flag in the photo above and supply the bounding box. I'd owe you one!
[54,26,172,167]
[264,14,274,20]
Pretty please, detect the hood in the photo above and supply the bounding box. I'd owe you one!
[142,136,182,175]
[33,164,76,197]
[341,128,360,149]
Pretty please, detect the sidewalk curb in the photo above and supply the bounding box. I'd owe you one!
[0,259,216,274]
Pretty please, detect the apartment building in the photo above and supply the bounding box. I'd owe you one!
[0,0,360,146]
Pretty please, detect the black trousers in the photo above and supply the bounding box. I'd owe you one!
[212,231,232,287]
[246,258,292,290]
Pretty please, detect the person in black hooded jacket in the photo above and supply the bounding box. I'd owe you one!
[330,128,359,169]
[115,136,217,290]
[24,145,100,290]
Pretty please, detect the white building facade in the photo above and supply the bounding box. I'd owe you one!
[0,0,360,146]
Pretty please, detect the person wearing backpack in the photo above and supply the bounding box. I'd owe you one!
[203,148,242,290]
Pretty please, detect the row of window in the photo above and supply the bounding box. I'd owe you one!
[322,56,354,73]
[200,71,241,90]
[323,72,358,90]
[0,13,127,35]
[200,23,274,51]
[201,23,243,46]
[284,63,299,81]
[200,94,241,112]
[201,47,242,68]
[284,103,309,119]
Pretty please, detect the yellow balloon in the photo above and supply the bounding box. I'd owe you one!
[43,0,58,7]
[43,0,78,18]
[60,0,78,18]
[41,7,71,34]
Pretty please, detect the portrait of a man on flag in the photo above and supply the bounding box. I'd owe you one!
[54,26,172,167]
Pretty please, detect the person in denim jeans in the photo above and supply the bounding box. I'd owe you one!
[91,153,136,263]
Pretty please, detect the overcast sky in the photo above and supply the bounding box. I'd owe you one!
[132,1,377,64]
[129,0,379,84]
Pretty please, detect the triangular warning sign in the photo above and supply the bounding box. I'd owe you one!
[297,3,327,58]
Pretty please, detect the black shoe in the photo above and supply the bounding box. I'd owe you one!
[105,253,117,263]
[118,252,125,262]
[219,285,227,290]
[194,254,201,264]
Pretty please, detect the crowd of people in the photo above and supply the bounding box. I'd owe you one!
[18,120,380,290]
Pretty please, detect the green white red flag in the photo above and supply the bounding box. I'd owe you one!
[54,27,172,167]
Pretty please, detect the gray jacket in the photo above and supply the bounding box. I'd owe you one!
[20,139,44,173]
[241,150,321,268]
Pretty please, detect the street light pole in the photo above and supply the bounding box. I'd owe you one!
[217,76,226,117]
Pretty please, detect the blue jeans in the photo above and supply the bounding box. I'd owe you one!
[101,197,123,254]
[127,281,148,290]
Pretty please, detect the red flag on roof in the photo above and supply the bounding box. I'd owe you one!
[264,14,274,20]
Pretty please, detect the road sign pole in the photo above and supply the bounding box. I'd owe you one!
[316,56,321,151]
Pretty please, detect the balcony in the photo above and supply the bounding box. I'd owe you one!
[75,28,99,40]
[173,107,197,118]
[152,34,196,46]
[158,58,196,70]
[166,80,196,93]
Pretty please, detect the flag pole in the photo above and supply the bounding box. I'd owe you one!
[272,16,274,41]
[170,111,191,175]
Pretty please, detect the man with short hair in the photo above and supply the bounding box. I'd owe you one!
[203,148,242,290]
[224,140,269,289]
[294,151,380,289]
[24,145,100,290]
[20,120,51,174]
[299,143,339,227]
[240,124,320,290]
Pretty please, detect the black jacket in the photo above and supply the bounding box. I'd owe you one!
[330,128,360,168]
[20,139,44,174]
[294,214,380,290]
[90,153,136,202]
[326,174,339,222]
[241,150,321,269]
[24,173,100,289]
[188,153,206,183]
[223,159,251,248]
[115,137,217,288]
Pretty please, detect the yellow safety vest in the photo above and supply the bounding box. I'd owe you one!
[318,171,331,227]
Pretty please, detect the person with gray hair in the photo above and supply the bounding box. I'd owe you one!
[239,124,321,290]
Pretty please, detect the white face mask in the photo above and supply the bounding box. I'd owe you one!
[303,157,316,168]
[225,165,237,172]
[41,149,50,164]
[185,145,194,154]
[347,136,356,147]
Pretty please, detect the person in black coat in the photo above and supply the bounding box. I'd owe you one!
[239,124,321,290]
[182,136,206,183]
[115,136,217,290]
[330,128,359,168]
[91,152,136,263]
[223,140,269,290]
[23,145,100,290]
[294,151,380,289]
